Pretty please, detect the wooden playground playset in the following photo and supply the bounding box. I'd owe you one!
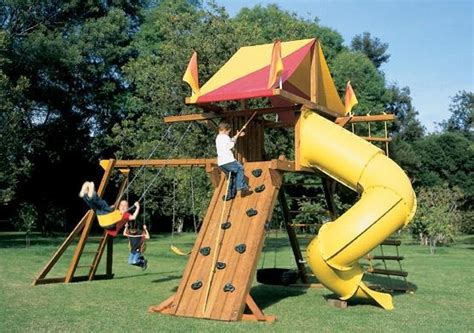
[33,38,416,322]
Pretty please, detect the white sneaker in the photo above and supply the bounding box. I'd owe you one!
[87,181,95,198]
[79,182,89,198]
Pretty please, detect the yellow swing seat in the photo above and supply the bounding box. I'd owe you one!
[97,210,123,228]
[170,244,191,256]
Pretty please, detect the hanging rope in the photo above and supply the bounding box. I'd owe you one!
[133,123,193,204]
[170,168,192,256]
[190,166,198,233]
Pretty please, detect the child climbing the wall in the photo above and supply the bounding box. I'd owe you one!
[79,181,140,237]
[216,121,250,200]
[123,223,149,270]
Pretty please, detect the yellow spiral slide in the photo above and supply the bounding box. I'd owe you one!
[300,109,417,310]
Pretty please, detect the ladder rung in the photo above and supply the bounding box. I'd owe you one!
[367,268,408,277]
[305,273,315,277]
[367,255,404,261]
[381,239,402,246]
[289,223,314,227]
[287,196,319,200]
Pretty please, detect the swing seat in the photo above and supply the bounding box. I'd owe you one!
[97,210,123,228]
[170,245,191,256]
[256,268,298,286]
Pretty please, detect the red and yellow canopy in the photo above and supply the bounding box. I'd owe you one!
[185,38,347,116]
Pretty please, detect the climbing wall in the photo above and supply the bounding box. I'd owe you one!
[151,161,282,321]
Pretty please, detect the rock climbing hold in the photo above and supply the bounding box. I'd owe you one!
[246,208,258,217]
[251,169,262,178]
[199,246,211,256]
[191,280,203,290]
[221,221,231,229]
[255,184,265,193]
[235,243,246,254]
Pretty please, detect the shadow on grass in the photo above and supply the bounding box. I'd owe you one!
[250,284,307,310]
[151,274,182,283]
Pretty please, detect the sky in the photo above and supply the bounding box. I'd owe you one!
[215,0,473,132]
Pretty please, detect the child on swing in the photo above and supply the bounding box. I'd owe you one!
[123,222,150,270]
[215,122,250,200]
[79,181,140,237]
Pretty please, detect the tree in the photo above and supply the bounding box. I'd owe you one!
[14,203,37,247]
[385,84,425,141]
[439,90,473,138]
[411,185,463,254]
[351,32,390,69]
[0,0,147,232]
[331,51,386,115]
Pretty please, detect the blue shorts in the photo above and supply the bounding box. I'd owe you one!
[128,252,141,265]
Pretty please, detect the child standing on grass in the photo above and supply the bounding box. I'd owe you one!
[215,122,250,200]
[123,223,150,270]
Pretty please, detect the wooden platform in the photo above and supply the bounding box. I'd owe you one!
[150,161,282,322]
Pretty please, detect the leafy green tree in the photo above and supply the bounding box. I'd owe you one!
[0,0,146,231]
[439,90,473,138]
[351,32,390,69]
[233,4,345,62]
[14,203,37,247]
[331,51,386,115]
[385,84,425,141]
[411,185,463,253]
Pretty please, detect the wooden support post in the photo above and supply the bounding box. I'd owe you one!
[294,112,302,171]
[241,295,276,323]
[322,177,338,220]
[65,159,116,283]
[32,212,89,285]
[278,189,309,284]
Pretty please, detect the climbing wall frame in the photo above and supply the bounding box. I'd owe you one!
[150,161,282,322]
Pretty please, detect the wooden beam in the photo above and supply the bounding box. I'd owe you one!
[335,114,395,125]
[114,158,217,168]
[65,159,116,283]
[278,189,309,284]
[273,89,340,118]
[163,105,300,124]
[360,137,392,143]
[269,159,314,174]
[322,177,338,220]
[32,212,89,285]
[34,274,114,285]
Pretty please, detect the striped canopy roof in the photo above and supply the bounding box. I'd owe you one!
[187,38,346,116]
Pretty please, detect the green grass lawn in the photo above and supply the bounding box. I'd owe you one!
[0,231,473,332]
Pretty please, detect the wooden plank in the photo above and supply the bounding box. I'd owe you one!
[242,314,276,323]
[32,212,89,285]
[327,298,348,309]
[360,136,392,143]
[65,159,116,283]
[310,44,317,102]
[273,89,340,118]
[209,162,271,320]
[294,113,302,170]
[149,295,175,313]
[206,169,257,319]
[335,114,395,125]
[114,158,216,168]
[278,189,309,284]
[34,274,114,285]
[245,295,266,321]
[322,177,338,220]
[233,169,282,321]
[164,106,300,124]
[167,176,228,316]
[270,159,315,174]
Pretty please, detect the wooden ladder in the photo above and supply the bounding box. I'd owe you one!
[366,238,412,292]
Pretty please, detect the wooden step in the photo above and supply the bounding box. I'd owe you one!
[366,255,404,261]
[381,239,401,246]
[289,223,315,227]
[367,267,408,277]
